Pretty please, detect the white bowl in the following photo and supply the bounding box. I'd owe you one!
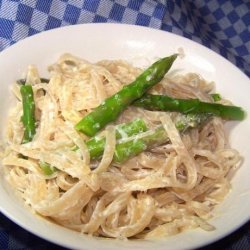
[0,23,250,250]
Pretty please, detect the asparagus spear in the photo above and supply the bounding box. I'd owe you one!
[211,93,221,102]
[20,85,36,143]
[114,118,147,138]
[20,84,55,175]
[44,119,147,175]
[45,114,208,175]
[75,54,178,136]
[133,94,245,121]
[114,126,166,163]
[39,161,57,175]
[79,118,147,159]
[114,113,209,163]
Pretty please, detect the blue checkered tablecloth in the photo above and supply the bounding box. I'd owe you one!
[0,0,249,249]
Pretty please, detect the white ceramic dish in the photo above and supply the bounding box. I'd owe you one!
[0,23,250,250]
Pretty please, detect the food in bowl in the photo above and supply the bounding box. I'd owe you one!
[0,53,245,239]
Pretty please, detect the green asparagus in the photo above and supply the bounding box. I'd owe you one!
[20,85,36,143]
[75,54,178,136]
[114,113,209,163]
[211,93,221,102]
[45,119,147,175]
[74,118,147,159]
[133,94,245,121]
[114,126,167,163]
[46,114,208,174]
[39,161,57,175]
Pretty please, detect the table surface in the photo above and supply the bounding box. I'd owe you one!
[0,1,249,249]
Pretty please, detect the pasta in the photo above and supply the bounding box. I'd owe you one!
[0,54,242,239]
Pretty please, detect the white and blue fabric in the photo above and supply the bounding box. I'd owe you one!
[0,0,249,249]
[0,0,249,76]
